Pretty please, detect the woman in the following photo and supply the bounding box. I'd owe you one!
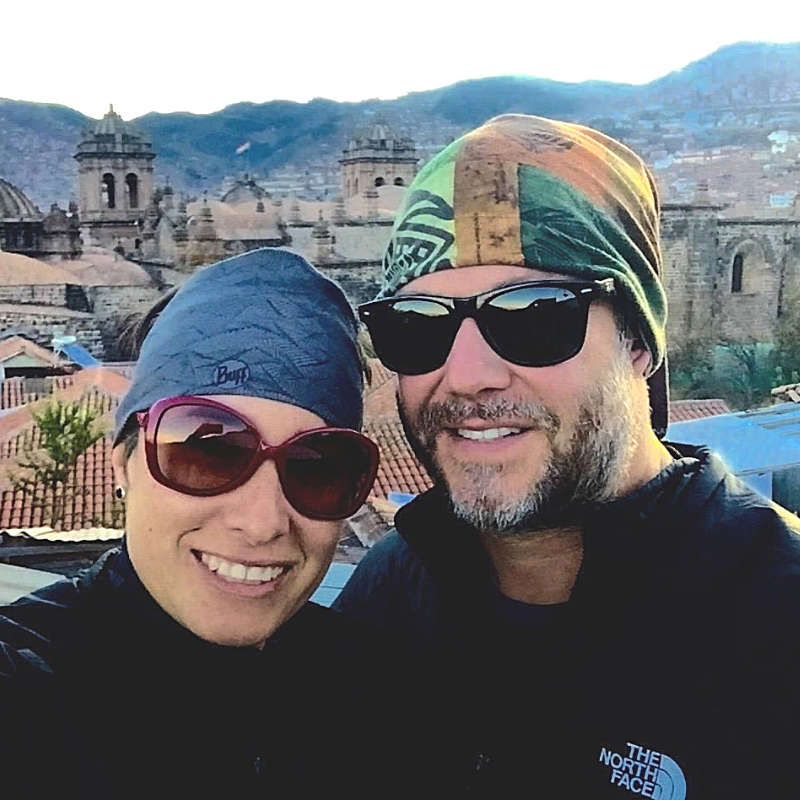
[0,249,421,797]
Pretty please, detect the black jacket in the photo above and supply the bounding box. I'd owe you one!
[334,445,800,799]
[0,545,428,798]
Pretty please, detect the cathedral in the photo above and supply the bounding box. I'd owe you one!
[2,106,800,363]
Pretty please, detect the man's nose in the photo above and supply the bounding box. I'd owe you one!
[220,461,291,545]
[441,318,513,397]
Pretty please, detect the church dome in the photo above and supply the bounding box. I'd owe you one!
[0,178,41,220]
[91,104,147,140]
[75,105,154,159]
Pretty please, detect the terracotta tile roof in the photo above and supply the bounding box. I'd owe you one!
[1,377,46,409]
[365,359,395,394]
[363,361,399,419]
[0,369,130,531]
[668,398,732,422]
[364,416,433,500]
[0,336,62,367]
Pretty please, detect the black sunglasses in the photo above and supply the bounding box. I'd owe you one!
[359,278,616,376]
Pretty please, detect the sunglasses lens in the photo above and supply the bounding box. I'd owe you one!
[366,298,455,375]
[155,404,259,492]
[283,431,375,519]
[483,285,586,367]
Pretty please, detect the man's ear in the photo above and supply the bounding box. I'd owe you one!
[111,444,130,492]
[630,342,652,378]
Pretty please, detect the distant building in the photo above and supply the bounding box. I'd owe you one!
[340,122,418,199]
[0,179,82,260]
[75,105,156,253]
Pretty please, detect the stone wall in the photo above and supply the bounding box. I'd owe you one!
[0,284,67,307]
[660,204,800,348]
[316,262,382,306]
[85,285,165,359]
[0,309,104,356]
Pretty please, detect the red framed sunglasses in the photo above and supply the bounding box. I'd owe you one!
[136,396,379,521]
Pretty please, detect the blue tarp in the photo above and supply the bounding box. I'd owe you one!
[668,403,800,478]
[56,342,100,368]
[310,562,356,607]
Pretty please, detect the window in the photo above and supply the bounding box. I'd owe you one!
[126,173,139,209]
[394,177,405,186]
[732,253,744,293]
[102,173,116,209]
[374,177,385,187]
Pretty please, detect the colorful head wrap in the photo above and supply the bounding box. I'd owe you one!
[380,113,667,374]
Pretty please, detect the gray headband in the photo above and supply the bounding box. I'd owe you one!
[115,248,363,439]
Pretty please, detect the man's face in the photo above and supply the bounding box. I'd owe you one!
[396,264,650,533]
[112,395,341,647]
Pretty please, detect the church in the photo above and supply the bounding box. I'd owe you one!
[2,106,800,362]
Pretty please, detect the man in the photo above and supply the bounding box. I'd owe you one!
[334,115,800,799]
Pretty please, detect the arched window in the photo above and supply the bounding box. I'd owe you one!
[354,178,359,194]
[102,173,116,209]
[125,173,139,209]
[374,177,385,187]
[346,179,350,198]
[732,253,744,293]
[394,177,405,186]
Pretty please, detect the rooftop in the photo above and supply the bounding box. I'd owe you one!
[0,251,84,286]
[0,178,41,221]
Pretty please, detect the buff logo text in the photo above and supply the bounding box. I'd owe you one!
[213,360,251,387]
[599,742,686,800]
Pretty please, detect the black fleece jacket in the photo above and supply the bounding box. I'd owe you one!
[0,545,429,799]
[334,445,800,799]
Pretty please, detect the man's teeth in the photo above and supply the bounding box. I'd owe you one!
[456,427,522,441]
[200,552,285,583]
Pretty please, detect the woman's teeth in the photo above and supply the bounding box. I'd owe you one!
[457,427,521,441]
[200,552,286,584]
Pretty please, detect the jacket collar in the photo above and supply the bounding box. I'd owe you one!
[393,444,730,593]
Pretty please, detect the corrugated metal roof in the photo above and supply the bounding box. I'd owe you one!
[0,562,62,605]
[667,402,800,475]
[1,527,123,542]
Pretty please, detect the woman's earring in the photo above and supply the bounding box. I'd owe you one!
[114,486,126,500]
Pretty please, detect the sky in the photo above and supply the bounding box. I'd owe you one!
[5,0,800,120]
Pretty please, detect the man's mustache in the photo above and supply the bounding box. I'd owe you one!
[416,398,561,441]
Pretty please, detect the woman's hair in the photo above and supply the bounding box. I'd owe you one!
[115,284,371,459]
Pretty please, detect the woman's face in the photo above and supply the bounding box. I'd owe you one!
[112,395,342,647]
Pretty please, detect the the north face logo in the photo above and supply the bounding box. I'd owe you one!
[599,742,686,799]
[213,359,251,387]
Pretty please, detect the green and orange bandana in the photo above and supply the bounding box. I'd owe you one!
[380,114,667,373]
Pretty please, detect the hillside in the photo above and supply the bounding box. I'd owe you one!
[2,41,799,207]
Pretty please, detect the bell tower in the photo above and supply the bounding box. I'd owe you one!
[74,105,156,253]
[340,121,417,200]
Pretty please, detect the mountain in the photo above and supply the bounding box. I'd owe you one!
[2,41,800,207]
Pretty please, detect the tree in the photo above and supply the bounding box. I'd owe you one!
[773,291,800,388]
[669,337,716,400]
[10,397,105,530]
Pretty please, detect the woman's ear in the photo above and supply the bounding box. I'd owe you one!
[111,444,130,493]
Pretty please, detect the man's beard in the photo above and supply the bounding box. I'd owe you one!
[399,335,642,535]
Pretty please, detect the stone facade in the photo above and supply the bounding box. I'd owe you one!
[0,308,104,357]
[340,123,418,199]
[75,106,155,253]
[661,202,800,347]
